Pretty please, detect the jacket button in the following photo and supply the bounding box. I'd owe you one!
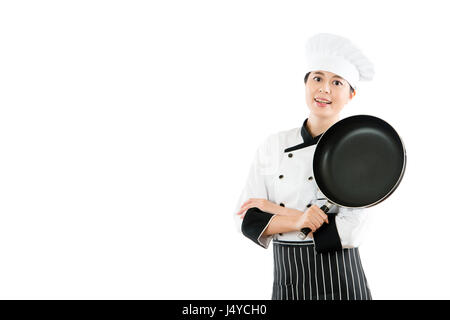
[279,203,285,207]
[306,203,312,208]
[288,153,293,158]
[279,174,284,179]
[308,176,313,180]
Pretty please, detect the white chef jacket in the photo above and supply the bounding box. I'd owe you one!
[234,118,369,250]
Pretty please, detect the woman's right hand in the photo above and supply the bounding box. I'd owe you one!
[295,205,329,236]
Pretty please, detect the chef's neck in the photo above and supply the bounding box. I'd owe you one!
[306,114,340,138]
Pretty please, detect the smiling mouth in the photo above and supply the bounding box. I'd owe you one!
[314,98,332,104]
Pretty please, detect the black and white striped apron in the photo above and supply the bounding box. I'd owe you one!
[272,240,372,300]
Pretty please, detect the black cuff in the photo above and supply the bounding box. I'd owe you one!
[313,213,342,253]
[241,207,275,248]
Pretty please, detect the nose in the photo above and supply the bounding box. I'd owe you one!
[319,83,330,94]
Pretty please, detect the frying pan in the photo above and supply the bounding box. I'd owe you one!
[298,114,406,240]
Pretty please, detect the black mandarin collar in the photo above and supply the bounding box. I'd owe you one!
[301,118,324,144]
[284,118,325,153]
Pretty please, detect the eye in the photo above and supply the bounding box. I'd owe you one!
[333,80,343,86]
[313,76,321,82]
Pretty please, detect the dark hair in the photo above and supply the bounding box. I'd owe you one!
[304,72,354,94]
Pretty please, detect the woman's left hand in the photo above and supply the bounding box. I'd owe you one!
[236,198,289,219]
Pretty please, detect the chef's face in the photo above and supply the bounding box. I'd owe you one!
[305,70,353,118]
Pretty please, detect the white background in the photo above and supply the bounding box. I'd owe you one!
[0,0,449,299]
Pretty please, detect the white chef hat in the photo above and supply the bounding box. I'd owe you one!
[305,33,374,90]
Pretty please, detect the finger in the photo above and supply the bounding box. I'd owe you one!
[315,215,326,228]
[319,210,329,223]
[315,206,329,221]
[240,200,252,208]
[312,207,328,224]
[310,215,322,228]
[305,221,317,232]
[237,204,250,215]
[240,203,259,215]
[318,211,329,224]
[312,220,321,230]
[316,208,327,218]
[315,211,328,224]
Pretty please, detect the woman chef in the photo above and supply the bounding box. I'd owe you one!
[234,33,375,300]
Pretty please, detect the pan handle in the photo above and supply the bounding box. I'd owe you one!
[298,201,334,240]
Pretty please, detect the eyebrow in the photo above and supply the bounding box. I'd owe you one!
[312,71,344,80]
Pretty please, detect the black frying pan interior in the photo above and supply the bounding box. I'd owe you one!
[313,115,406,208]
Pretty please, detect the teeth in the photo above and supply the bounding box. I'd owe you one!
[315,98,331,104]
